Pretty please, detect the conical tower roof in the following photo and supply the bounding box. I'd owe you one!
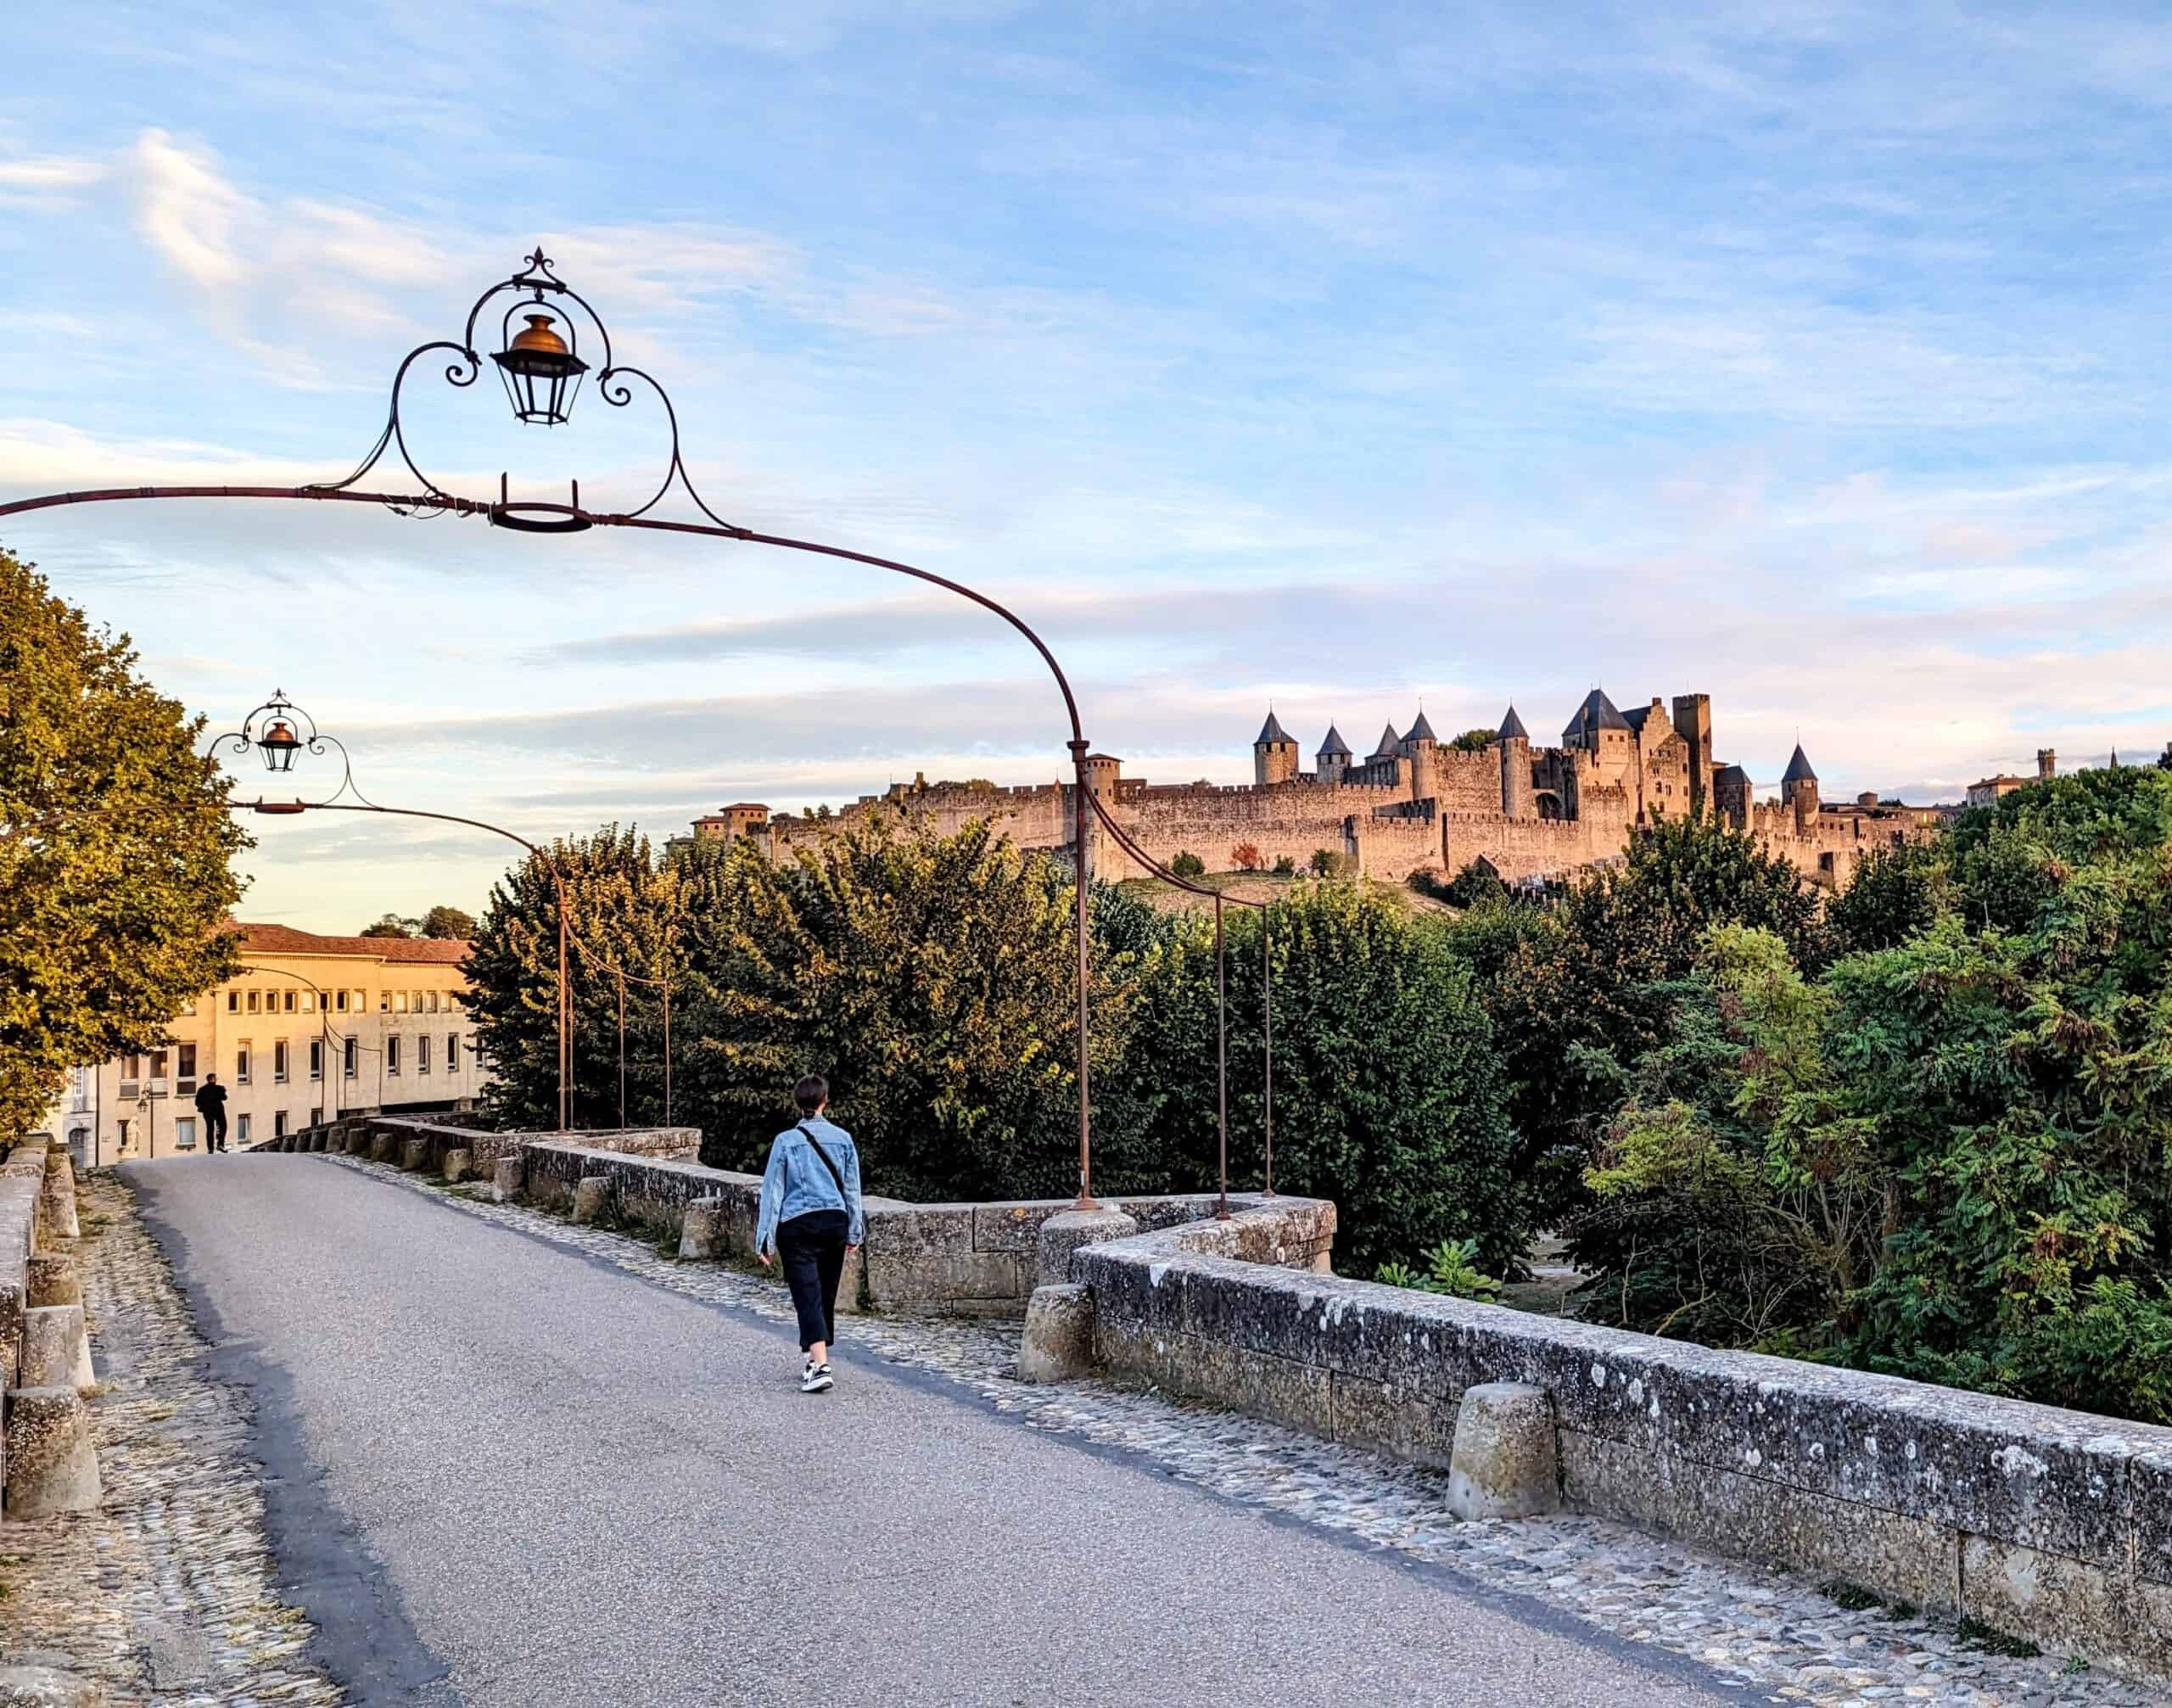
[1781,743,1817,786]
[1562,687,1631,740]
[1498,704,1529,742]
[1404,708,1439,744]
[1317,724,1352,757]
[1255,709,1294,747]
[1372,722,1403,759]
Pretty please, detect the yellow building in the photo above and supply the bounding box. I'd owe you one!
[38,922,493,1166]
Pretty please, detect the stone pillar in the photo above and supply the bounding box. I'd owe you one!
[20,1305,93,1392]
[1499,733,1533,820]
[369,1132,395,1163]
[25,1254,79,1309]
[3,1385,101,1516]
[38,1153,79,1243]
[1446,1382,1560,1520]
[1035,1206,1139,1286]
[679,1199,724,1259]
[1017,1284,1095,1383]
[400,1138,430,1172]
[571,1176,609,1225]
[442,1148,472,1184]
[490,1156,523,1204]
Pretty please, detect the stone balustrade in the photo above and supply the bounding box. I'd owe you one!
[2,1140,99,1517]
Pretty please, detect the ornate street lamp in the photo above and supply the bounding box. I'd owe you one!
[204,689,574,1134]
[488,253,591,426]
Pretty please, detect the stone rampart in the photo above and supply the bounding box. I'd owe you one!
[1067,1205,2172,1681]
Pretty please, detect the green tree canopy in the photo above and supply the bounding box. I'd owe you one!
[0,544,246,1137]
[420,904,476,939]
[1447,727,1497,753]
[360,913,417,938]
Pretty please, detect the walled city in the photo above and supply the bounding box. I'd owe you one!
[691,688,1955,888]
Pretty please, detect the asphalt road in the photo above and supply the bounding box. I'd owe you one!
[126,1155,1735,1708]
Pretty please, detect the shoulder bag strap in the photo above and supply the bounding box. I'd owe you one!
[797,1122,848,1200]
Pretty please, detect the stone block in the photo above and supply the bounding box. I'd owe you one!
[1178,1333,1335,1437]
[400,1138,430,1172]
[1447,1381,1560,1520]
[491,1156,524,1204]
[311,1129,329,1152]
[972,1201,1057,1254]
[571,1176,609,1225]
[19,1306,92,1392]
[680,1199,724,1260]
[37,1155,78,1242]
[836,1243,868,1317]
[872,1207,977,1257]
[441,1148,471,1185]
[3,1385,100,1516]
[25,1254,78,1309]
[1956,1533,2144,1675]
[0,1663,106,1706]
[863,1249,1020,1309]
[1034,1205,1139,1285]
[369,1132,395,1163]
[1018,1284,1096,1383]
[1330,1371,1458,1468]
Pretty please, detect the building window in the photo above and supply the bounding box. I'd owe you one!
[274,1111,288,1139]
[301,989,315,1012]
[176,1042,198,1095]
[237,1113,251,1145]
[309,1039,324,1081]
[394,990,409,1013]
[387,1036,401,1076]
[381,991,392,1012]
[247,988,260,1014]
[344,1038,358,1079]
[237,1044,251,1084]
[284,989,297,1013]
[427,990,439,1014]
[274,1040,289,1084]
[227,990,240,1012]
[310,1106,323,1127]
[352,988,365,1013]
[176,1117,198,1151]
[411,989,423,1012]
[335,989,350,1013]
[447,1033,459,1072]
[150,1048,169,1085]
[418,1034,432,1074]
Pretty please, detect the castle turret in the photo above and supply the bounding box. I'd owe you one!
[1782,743,1818,833]
[1714,764,1751,829]
[1254,710,1300,787]
[1402,709,1439,803]
[1497,704,1534,819]
[1369,722,1403,763]
[1316,723,1352,785]
[1671,693,1713,818]
[2036,748,2057,780]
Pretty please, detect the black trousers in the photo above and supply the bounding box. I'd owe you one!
[776,1208,849,1352]
[204,1111,228,1151]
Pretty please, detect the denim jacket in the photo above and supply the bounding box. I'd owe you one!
[754,1115,865,1254]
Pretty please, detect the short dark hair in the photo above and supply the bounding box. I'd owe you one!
[793,1074,828,1114]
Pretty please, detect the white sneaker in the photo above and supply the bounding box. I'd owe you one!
[800,1364,833,1394]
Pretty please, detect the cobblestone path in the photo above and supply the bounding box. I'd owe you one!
[0,1171,342,1706]
[322,1151,2166,1708]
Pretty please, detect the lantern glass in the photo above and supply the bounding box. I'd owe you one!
[492,312,589,426]
[259,720,300,773]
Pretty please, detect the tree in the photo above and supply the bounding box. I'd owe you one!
[1170,850,1206,878]
[360,913,417,938]
[1448,727,1497,753]
[1307,848,1345,877]
[1230,842,1262,872]
[420,904,476,940]
[0,544,246,1137]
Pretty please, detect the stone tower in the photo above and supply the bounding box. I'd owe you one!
[1671,692,1713,818]
[2036,748,2057,780]
[1497,704,1533,819]
[1254,711,1300,787]
[1316,724,1352,785]
[1402,709,1439,804]
[1782,743,1818,833]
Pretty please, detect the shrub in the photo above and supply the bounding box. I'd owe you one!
[1273,854,1296,876]
[1230,841,1262,872]
[1170,850,1206,878]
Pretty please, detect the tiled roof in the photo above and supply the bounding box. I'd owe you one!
[1403,709,1440,743]
[1563,688,1632,739]
[1255,710,1294,746]
[1371,722,1403,758]
[1498,704,1529,741]
[1782,744,1818,786]
[232,922,471,964]
[1316,724,1352,756]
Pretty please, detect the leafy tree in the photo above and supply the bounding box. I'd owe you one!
[1447,727,1497,753]
[1230,842,1262,872]
[1170,850,1206,878]
[360,913,418,938]
[1307,848,1345,877]
[0,545,245,1137]
[420,904,476,940]
[1439,856,1507,909]
[1826,843,1945,954]
[1110,882,1521,1276]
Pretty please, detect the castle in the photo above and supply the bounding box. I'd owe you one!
[690,690,1948,889]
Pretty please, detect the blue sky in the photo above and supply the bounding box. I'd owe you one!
[6,3,2172,928]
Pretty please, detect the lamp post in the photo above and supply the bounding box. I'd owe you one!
[205,691,574,1133]
[1,247,1106,1198]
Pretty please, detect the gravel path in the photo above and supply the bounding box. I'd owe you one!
[122,1152,1740,1707]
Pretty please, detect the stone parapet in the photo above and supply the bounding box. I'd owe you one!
[1,1141,99,1518]
[1070,1205,2172,1683]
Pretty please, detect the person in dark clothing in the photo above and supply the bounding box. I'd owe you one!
[194,1073,229,1153]
[754,1075,865,1393]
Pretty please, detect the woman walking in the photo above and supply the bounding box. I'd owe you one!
[755,1075,865,1393]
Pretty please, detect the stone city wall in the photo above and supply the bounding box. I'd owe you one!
[1067,1205,2172,1683]
[1441,812,1619,884]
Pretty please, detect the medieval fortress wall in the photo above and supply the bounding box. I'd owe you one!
[697,688,1947,890]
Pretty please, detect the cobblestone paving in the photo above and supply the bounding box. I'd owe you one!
[326,1150,2166,1708]
[0,1171,343,1707]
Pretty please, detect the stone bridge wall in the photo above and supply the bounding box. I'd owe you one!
[1068,1202,2172,1682]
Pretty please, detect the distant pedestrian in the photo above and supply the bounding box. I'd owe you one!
[195,1073,229,1154]
[755,1074,864,1393]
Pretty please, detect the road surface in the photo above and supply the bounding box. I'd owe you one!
[126,1155,1736,1707]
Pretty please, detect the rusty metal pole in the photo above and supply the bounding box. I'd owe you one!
[662,980,673,1127]
[1262,915,1275,1197]
[554,866,571,1133]
[1216,891,1229,1219]
[616,968,626,1129]
[1070,738,1097,1209]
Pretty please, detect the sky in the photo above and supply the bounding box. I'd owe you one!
[6,2,2172,930]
